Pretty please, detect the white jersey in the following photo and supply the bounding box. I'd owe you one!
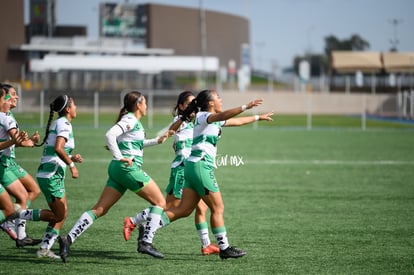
[171,116,193,168]
[0,112,18,158]
[187,111,225,167]
[113,112,146,166]
[37,116,75,178]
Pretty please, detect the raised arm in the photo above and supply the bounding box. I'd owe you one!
[208,99,264,123]
[225,111,274,126]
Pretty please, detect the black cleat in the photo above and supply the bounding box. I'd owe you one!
[219,246,247,259]
[137,224,145,243]
[16,236,42,248]
[58,235,71,263]
[137,241,164,259]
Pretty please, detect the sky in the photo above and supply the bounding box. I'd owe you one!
[25,0,414,71]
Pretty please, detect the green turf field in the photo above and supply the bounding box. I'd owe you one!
[1,113,413,274]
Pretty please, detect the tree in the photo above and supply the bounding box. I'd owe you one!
[324,34,370,56]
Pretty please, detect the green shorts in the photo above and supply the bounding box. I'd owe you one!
[37,174,66,203]
[106,160,151,195]
[165,165,185,199]
[1,156,27,187]
[184,160,219,196]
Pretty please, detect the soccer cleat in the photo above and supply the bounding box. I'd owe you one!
[0,220,17,240]
[201,243,220,255]
[219,246,247,259]
[123,217,136,241]
[137,241,164,259]
[58,235,71,263]
[16,236,42,248]
[36,248,61,259]
[137,224,144,243]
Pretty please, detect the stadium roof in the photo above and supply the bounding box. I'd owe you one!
[10,36,174,56]
[331,51,382,73]
[382,52,414,73]
[30,54,219,73]
[331,51,414,73]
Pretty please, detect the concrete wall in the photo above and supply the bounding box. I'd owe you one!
[18,88,394,115]
[219,90,392,115]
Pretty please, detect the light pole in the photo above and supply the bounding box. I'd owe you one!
[199,0,207,88]
[388,18,403,52]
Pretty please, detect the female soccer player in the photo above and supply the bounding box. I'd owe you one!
[0,87,31,226]
[0,83,42,247]
[20,94,83,259]
[58,90,173,262]
[136,89,273,259]
[123,91,220,256]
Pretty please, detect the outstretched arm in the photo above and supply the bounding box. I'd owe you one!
[225,111,274,126]
[208,99,264,123]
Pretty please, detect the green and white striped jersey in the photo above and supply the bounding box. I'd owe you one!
[37,116,75,178]
[187,111,225,167]
[113,112,145,166]
[171,115,194,168]
[0,112,18,158]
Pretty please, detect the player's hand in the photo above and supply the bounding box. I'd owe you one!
[120,158,133,167]
[246,99,263,109]
[258,111,274,121]
[70,165,79,179]
[157,130,175,144]
[71,154,83,163]
[30,131,40,143]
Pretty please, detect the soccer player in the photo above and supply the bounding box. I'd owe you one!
[134,89,273,259]
[0,86,32,228]
[0,83,42,247]
[58,90,173,263]
[123,90,220,256]
[20,95,83,259]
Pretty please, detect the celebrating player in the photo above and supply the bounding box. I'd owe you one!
[134,89,274,259]
[123,91,220,256]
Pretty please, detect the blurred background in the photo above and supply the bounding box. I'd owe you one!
[0,0,413,121]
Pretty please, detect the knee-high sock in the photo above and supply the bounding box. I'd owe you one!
[18,209,41,221]
[67,210,97,244]
[40,226,60,250]
[142,206,170,244]
[212,226,229,250]
[196,222,211,248]
[132,207,150,225]
[15,218,27,240]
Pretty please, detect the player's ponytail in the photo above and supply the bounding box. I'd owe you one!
[172,90,195,117]
[116,91,143,123]
[35,95,70,147]
[181,89,216,121]
[181,98,198,122]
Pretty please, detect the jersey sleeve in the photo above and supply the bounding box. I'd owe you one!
[197,112,210,126]
[198,112,225,126]
[2,115,18,132]
[115,115,134,133]
[57,120,72,140]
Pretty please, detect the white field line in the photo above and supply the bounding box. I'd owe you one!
[246,159,414,165]
[18,158,414,165]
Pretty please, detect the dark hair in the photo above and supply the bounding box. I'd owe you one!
[36,95,72,147]
[0,83,12,93]
[172,91,195,117]
[0,86,7,98]
[116,91,144,122]
[181,89,215,121]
